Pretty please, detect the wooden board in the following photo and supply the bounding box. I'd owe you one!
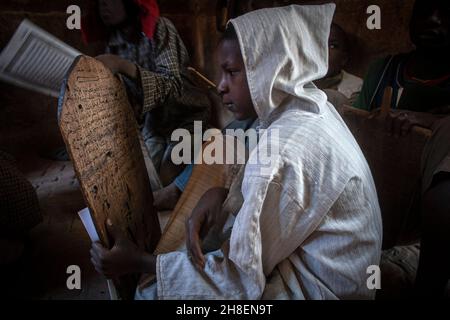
[339,106,431,248]
[59,56,161,299]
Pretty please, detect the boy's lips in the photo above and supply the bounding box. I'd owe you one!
[418,29,441,40]
[224,102,236,112]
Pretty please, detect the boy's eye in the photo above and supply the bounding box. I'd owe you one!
[329,43,339,50]
[228,70,239,76]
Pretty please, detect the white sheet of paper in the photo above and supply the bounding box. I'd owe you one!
[0,19,80,97]
[78,207,100,242]
[77,207,119,300]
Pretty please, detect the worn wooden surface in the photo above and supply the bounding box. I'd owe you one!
[340,106,431,248]
[59,56,160,299]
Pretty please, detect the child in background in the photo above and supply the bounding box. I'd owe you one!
[82,0,211,186]
[354,0,450,298]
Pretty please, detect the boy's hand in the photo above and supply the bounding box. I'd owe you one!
[185,187,229,270]
[90,219,143,278]
[368,109,435,137]
[96,54,138,79]
[384,111,422,137]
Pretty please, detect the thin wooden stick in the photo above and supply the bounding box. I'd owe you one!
[380,86,393,117]
[187,67,216,89]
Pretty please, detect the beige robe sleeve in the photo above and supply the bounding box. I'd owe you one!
[155,175,308,299]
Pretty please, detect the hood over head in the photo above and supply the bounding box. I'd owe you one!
[229,4,336,122]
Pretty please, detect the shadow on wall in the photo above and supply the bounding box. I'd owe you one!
[0,0,104,157]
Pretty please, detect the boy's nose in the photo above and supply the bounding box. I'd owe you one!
[426,9,443,27]
[217,79,228,97]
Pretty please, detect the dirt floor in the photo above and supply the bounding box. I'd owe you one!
[3,153,172,300]
[6,155,109,299]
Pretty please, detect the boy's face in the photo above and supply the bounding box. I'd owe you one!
[326,25,349,78]
[410,0,450,51]
[217,39,257,121]
[98,0,127,27]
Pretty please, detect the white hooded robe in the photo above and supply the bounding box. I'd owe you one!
[137,4,382,300]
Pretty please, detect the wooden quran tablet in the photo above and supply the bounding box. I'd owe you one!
[59,55,161,299]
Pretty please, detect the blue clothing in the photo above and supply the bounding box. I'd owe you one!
[173,118,258,191]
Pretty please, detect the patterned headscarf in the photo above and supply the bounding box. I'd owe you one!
[81,0,160,43]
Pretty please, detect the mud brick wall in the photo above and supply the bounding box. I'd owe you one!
[0,0,415,157]
[0,0,99,156]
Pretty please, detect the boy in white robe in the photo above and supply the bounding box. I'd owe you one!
[90,4,382,300]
